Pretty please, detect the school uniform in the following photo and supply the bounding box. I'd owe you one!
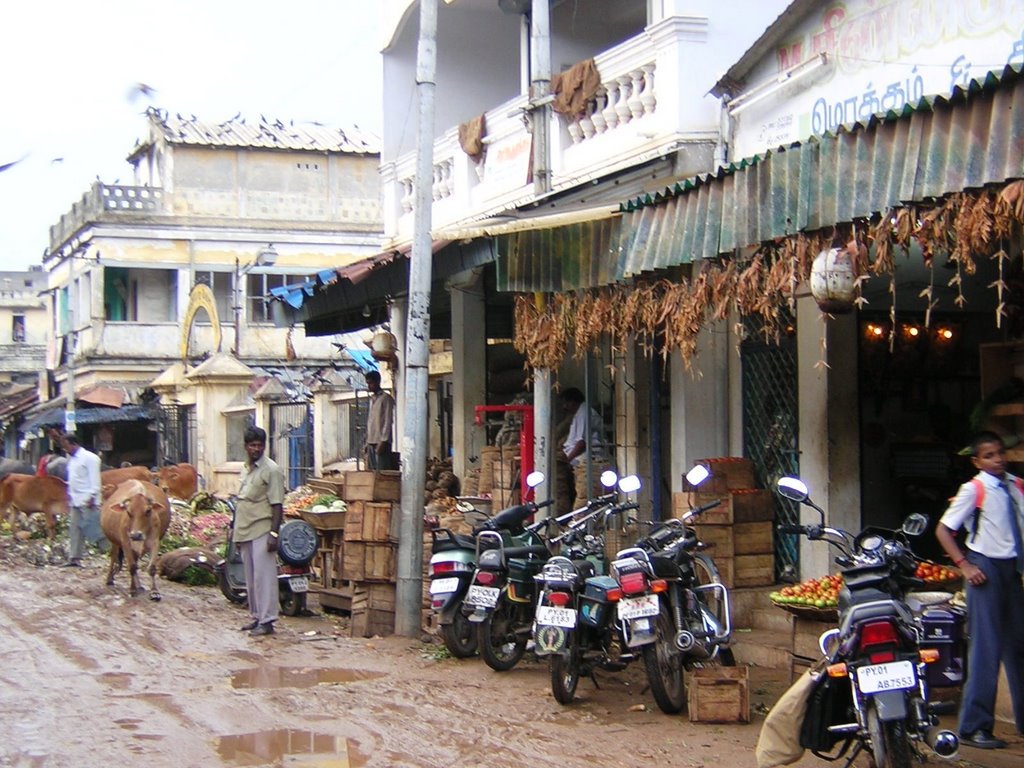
[940,470,1024,736]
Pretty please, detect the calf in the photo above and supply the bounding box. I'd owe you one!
[100,466,154,500]
[156,463,199,501]
[100,479,170,600]
[0,473,68,539]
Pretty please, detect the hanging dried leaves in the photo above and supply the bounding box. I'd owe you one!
[511,183,1024,369]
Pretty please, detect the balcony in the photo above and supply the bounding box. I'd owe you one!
[383,17,713,241]
[49,183,166,252]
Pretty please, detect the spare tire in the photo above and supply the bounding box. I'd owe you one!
[278,519,318,566]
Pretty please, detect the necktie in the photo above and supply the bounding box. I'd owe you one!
[1000,480,1024,573]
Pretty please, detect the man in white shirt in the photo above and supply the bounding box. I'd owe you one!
[60,433,102,567]
[559,387,607,508]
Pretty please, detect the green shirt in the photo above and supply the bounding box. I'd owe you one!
[234,454,285,543]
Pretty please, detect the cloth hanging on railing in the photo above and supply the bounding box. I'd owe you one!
[551,58,601,118]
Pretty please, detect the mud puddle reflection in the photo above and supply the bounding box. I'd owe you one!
[231,665,384,689]
[217,729,354,766]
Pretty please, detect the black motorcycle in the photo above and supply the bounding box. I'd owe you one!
[215,500,319,617]
[774,476,959,767]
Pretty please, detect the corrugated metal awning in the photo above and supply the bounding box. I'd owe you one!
[499,64,1024,292]
[22,404,157,432]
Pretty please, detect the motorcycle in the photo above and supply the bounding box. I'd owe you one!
[533,473,642,704]
[774,476,959,767]
[428,476,554,659]
[609,463,735,714]
[464,472,615,671]
[215,499,320,617]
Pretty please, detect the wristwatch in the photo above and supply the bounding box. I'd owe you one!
[269,530,279,539]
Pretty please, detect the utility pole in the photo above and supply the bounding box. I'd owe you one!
[395,0,437,637]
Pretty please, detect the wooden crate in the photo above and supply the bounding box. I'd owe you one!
[307,476,345,496]
[344,501,399,543]
[793,616,833,659]
[714,553,775,588]
[299,509,347,531]
[343,470,401,502]
[341,542,398,582]
[693,522,773,557]
[350,608,395,637]
[675,489,774,525]
[687,665,750,723]
[352,582,396,611]
[686,457,757,493]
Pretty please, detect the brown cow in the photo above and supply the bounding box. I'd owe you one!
[100,465,154,499]
[155,463,199,501]
[0,473,68,539]
[100,479,170,600]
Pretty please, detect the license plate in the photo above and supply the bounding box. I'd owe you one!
[536,605,576,629]
[430,577,460,595]
[618,594,660,620]
[288,576,309,593]
[465,584,499,608]
[856,660,917,694]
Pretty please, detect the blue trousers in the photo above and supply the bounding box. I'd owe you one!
[960,552,1024,735]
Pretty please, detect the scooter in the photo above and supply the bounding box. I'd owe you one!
[215,499,320,617]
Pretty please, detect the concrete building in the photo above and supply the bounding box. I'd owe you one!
[0,267,48,457]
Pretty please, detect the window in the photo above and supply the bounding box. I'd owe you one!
[225,409,255,461]
[193,271,233,325]
[12,314,26,342]
[246,273,307,323]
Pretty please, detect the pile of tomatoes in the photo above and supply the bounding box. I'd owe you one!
[770,573,843,609]
[914,561,960,583]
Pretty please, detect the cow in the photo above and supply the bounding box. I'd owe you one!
[100,479,170,600]
[100,465,155,499]
[155,463,199,501]
[0,473,69,539]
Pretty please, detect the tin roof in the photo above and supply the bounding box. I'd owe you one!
[136,107,380,156]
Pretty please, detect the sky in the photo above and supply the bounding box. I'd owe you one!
[0,0,384,271]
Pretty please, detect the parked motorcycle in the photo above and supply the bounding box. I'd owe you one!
[533,473,642,703]
[610,463,735,714]
[215,499,319,617]
[428,475,554,658]
[774,476,959,767]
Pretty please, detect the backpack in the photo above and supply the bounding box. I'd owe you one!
[964,476,1024,542]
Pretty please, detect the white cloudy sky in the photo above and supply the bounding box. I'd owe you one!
[0,0,384,270]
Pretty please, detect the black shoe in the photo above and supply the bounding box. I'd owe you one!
[960,731,1007,749]
[62,560,83,568]
[249,622,275,637]
[239,620,259,631]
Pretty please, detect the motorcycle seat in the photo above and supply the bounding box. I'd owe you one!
[571,559,596,580]
[504,545,550,559]
[839,600,902,636]
[650,554,683,579]
[432,531,476,552]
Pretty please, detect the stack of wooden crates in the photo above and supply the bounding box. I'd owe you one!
[674,457,775,588]
[477,445,520,509]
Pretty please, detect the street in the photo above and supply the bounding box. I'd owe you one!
[0,540,1020,768]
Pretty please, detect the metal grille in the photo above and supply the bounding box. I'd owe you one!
[741,310,800,582]
[269,402,314,490]
[158,404,197,466]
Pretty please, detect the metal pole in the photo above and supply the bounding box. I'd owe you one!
[64,258,78,433]
[396,0,437,637]
[233,256,241,357]
[530,0,552,195]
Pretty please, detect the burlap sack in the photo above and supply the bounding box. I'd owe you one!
[755,666,818,768]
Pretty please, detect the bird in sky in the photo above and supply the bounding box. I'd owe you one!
[128,82,158,102]
[0,155,27,174]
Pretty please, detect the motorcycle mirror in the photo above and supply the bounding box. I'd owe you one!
[901,512,928,537]
[618,474,642,494]
[776,476,809,502]
[525,471,545,489]
[600,469,619,488]
[685,464,710,487]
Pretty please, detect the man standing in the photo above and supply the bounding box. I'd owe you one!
[559,387,607,507]
[365,370,396,470]
[61,432,101,568]
[233,426,286,637]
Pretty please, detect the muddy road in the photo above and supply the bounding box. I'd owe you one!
[0,540,1017,768]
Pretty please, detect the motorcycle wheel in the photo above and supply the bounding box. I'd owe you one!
[550,650,581,704]
[440,609,478,658]
[642,602,686,714]
[279,587,306,617]
[478,592,527,671]
[866,703,912,768]
[217,569,247,605]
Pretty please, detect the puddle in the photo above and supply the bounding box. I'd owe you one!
[230,666,384,689]
[217,729,353,766]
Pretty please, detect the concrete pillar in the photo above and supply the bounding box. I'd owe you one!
[390,297,408,462]
[796,297,860,578]
[449,275,486,481]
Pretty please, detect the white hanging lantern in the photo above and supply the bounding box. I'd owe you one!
[370,331,398,361]
[810,247,857,314]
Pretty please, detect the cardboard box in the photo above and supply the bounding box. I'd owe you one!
[344,501,399,543]
[343,470,401,502]
[687,665,750,723]
[675,490,774,525]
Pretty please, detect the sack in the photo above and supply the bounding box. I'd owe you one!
[799,673,854,752]
[755,669,815,768]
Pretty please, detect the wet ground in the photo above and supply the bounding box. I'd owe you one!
[0,537,1021,767]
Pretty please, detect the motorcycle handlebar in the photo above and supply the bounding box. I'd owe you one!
[777,524,807,535]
